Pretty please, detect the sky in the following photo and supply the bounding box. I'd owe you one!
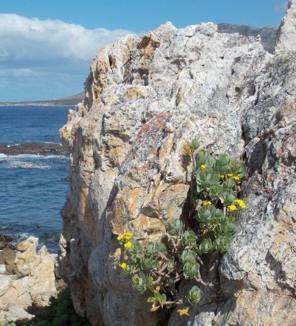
[0,0,289,102]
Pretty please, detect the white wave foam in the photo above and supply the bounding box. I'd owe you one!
[0,152,68,169]
[0,154,68,160]
[42,155,68,160]
[16,232,31,240]
[43,142,62,145]
[8,160,50,169]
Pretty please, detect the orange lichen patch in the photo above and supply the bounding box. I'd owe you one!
[135,112,170,141]
[182,143,192,156]
[154,112,169,129]
[109,147,125,166]
[127,188,143,216]
[181,143,193,170]
[112,188,144,233]
[131,214,165,240]
[127,87,142,100]
[107,135,124,150]
[112,200,127,235]
[137,34,160,59]
[79,187,89,219]
[138,34,160,49]
[133,213,150,228]
[146,217,165,235]
[166,206,179,220]
[159,184,189,219]
[158,134,174,164]
[91,58,110,97]
[108,136,127,167]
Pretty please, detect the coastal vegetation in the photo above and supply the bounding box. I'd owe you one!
[15,289,90,326]
[115,144,246,316]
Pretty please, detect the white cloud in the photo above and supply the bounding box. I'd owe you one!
[0,14,131,101]
[0,68,44,77]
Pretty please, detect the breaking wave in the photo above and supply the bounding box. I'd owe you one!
[0,153,68,169]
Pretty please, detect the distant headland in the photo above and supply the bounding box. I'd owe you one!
[0,92,83,107]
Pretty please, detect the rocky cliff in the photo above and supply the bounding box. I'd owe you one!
[59,2,296,325]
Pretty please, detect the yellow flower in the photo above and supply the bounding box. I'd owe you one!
[234,199,246,209]
[232,175,241,182]
[124,241,133,250]
[226,173,234,178]
[117,234,124,241]
[117,231,133,242]
[119,262,127,270]
[200,164,207,171]
[123,232,133,241]
[202,200,212,207]
[177,308,189,316]
[227,204,237,212]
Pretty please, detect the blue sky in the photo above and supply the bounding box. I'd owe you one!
[0,0,288,101]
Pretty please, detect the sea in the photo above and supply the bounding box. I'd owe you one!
[0,106,70,252]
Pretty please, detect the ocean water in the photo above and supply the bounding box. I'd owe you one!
[0,106,69,252]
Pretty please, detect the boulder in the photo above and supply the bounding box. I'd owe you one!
[59,3,296,325]
[0,237,58,323]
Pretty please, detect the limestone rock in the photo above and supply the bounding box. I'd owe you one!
[0,305,34,322]
[59,5,296,326]
[0,237,57,323]
[276,0,296,53]
[0,275,12,297]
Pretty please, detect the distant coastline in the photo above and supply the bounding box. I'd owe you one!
[0,92,83,107]
[0,102,74,107]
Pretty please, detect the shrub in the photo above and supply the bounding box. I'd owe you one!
[114,144,246,317]
[16,288,90,326]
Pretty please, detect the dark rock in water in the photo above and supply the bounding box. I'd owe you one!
[0,234,16,273]
[0,234,14,243]
[0,143,68,156]
[218,23,278,53]
[0,234,14,250]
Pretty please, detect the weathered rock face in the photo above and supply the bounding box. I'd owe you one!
[218,23,277,53]
[59,3,296,325]
[276,0,296,53]
[0,237,58,322]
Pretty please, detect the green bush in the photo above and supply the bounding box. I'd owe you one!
[114,144,246,317]
[16,288,90,326]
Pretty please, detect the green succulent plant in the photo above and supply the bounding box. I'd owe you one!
[186,286,203,305]
[114,142,246,316]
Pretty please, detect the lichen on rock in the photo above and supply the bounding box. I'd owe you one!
[59,2,296,325]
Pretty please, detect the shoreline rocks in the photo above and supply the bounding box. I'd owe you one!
[0,236,59,323]
[0,143,68,156]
